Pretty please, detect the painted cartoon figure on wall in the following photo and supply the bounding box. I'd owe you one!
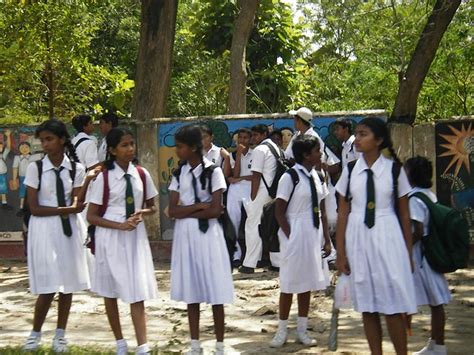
[0,129,13,209]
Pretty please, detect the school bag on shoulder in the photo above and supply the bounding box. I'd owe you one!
[74,137,90,149]
[86,164,147,255]
[261,142,294,198]
[410,192,469,273]
[259,168,300,254]
[22,159,76,256]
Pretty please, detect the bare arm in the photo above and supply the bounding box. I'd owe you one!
[220,149,232,179]
[77,167,101,205]
[335,194,351,275]
[28,186,83,217]
[275,198,290,238]
[412,220,424,244]
[398,195,413,261]
[187,189,224,219]
[87,202,136,231]
[250,171,262,200]
[167,191,209,219]
[320,200,332,257]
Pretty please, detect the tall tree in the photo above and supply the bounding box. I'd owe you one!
[390,0,462,124]
[227,0,260,114]
[131,0,178,120]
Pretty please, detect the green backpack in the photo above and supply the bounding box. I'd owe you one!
[411,192,470,273]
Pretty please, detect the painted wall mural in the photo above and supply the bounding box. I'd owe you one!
[435,120,474,242]
[156,114,376,240]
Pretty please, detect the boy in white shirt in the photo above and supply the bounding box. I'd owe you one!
[333,117,360,168]
[71,114,99,170]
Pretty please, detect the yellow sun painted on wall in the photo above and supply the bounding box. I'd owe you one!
[439,122,474,177]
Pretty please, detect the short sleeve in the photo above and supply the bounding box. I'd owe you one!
[73,163,86,188]
[211,167,227,193]
[168,175,179,192]
[276,173,292,202]
[143,168,159,200]
[84,141,99,169]
[325,146,340,165]
[13,156,19,169]
[318,178,330,201]
[397,167,411,197]
[409,197,428,223]
[87,172,104,205]
[250,146,265,173]
[24,162,40,189]
[335,165,350,197]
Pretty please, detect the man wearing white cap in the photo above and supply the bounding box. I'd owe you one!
[286,107,340,171]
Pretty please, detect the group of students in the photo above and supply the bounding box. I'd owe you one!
[20,108,450,355]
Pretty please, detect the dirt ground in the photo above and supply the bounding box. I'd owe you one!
[0,260,473,354]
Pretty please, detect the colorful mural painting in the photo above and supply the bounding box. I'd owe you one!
[156,114,378,240]
[435,120,474,241]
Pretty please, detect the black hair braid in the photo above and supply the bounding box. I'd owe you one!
[199,153,207,190]
[104,151,116,170]
[386,142,401,165]
[65,140,80,162]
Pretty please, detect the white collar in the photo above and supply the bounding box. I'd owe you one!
[183,157,214,179]
[42,154,73,172]
[353,154,388,178]
[294,163,313,178]
[110,161,138,181]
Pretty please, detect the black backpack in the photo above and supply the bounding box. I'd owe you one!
[261,141,293,198]
[259,168,300,254]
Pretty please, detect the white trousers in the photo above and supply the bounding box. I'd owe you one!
[227,182,251,261]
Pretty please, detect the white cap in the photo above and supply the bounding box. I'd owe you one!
[289,107,313,124]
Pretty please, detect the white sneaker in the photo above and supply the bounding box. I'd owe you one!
[185,347,203,355]
[52,335,69,353]
[116,345,129,355]
[296,331,317,346]
[23,334,41,351]
[215,343,225,355]
[270,329,288,348]
[433,344,447,355]
[413,338,435,355]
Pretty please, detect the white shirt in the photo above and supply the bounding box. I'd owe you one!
[0,147,9,174]
[24,155,85,206]
[285,127,340,165]
[98,137,107,162]
[230,148,253,177]
[72,132,99,169]
[341,135,361,168]
[13,153,43,177]
[335,154,411,215]
[409,187,437,237]
[168,158,227,205]
[204,144,224,167]
[251,138,280,193]
[88,162,158,219]
[277,163,329,216]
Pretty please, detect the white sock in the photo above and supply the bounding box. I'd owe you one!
[278,319,288,332]
[55,328,65,338]
[216,341,224,350]
[116,339,128,348]
[297,317,308,333]
[190,339,200,349]
[136,343,150,354]
[30,330,41,338]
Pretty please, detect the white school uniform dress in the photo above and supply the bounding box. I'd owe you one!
[169,158,234,305]
[285,127,340,166]
[24,155,90,294]
[277,164,330,294]
[88,162,158,303]
[204,144,224,168]
[72,132,99,170]
[341,135,360,169]
[243,138,280,268]
[409,187,451,306]
[335,154,417,315]
[227,149,253,260]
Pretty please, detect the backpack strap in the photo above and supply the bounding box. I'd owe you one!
[74,137,90,149]
[201,164,218,194]
[135,165,147,208]
[172,160,186,188]
[99,169,109,217]
[261,141,284,194]
[287,168,300,203]
[345,160,357,202]
[35,160,43,191]
[69,161,76,185]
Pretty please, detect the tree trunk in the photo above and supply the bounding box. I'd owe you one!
[131,0,178,121]
[227,0,260,114]
[44,18,54,119]
[390,0,461,124]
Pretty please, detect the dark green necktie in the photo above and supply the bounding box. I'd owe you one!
[306,172,320,229]
[54,167,72,237]
[124,174,135,218]
[191,172,209,233]
[365,169,375,228]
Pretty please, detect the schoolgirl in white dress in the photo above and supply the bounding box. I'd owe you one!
[405,157,450,355]
[168,124,234,355]
[271,135,331,349]
[22,119,91,353]
[87,128,158,355]
[335,117,416,355]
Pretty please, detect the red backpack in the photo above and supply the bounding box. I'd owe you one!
[86,165,147,254]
